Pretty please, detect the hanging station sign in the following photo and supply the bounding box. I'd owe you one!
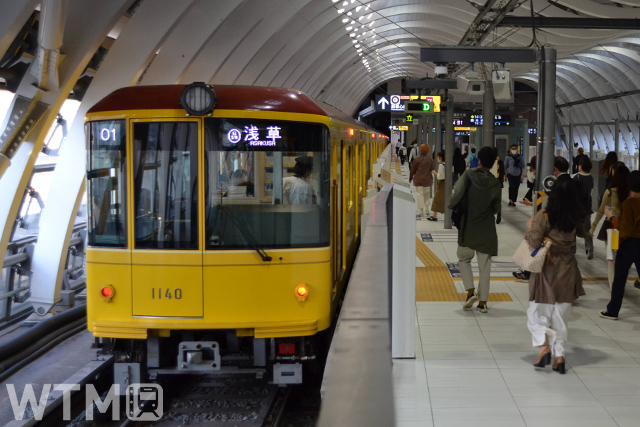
[375,95,442,113]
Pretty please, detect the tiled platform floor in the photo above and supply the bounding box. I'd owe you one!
[394,159,640,427]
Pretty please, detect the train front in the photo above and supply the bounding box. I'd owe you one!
[85,84,333,384]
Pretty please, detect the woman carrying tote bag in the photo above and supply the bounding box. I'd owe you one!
[590,163,630,288]
[525,181,589,375]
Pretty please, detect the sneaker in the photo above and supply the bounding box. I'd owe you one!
[599,310,618,320]
[513,270,530,281]
[477,303,488,313]
[587,248,594,260]
[463,292,477,309]
[427,217,438,221]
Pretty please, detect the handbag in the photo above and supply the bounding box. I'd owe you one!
[512,238,552,273]
[597,218,613,242]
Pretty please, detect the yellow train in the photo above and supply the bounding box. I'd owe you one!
[85,83,387,383]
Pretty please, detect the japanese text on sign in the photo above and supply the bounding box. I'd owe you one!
[226,125,282,147]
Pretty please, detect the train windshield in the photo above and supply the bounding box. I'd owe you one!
[204,118,330,249]
[86,120,127,247]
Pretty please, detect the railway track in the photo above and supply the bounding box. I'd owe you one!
[64,374,288,427]
[148,375,287,427]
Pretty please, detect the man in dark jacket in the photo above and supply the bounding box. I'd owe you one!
[504,144,524,206]
[553,156,572,187]
[573,156,595,259]
[572,147,588,174]
[449,147,502,313]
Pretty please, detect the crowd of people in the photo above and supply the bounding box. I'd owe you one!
[401,141,640,375]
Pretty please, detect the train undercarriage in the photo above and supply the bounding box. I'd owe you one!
[98,330,327,392]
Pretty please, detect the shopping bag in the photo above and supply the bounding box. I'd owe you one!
[512,238,551,273]
[597,219,613,242]
[606,228,619,261]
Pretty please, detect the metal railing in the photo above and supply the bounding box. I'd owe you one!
[318,185,395,427]
[1,222,87,326]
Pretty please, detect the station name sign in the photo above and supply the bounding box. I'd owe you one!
[375,95,442,113]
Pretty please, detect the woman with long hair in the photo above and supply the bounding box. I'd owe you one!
[525,181,587,375]
[590,162,630,287]
[600,170,640,320]
[428,151,446,221]
[599,151,618,196]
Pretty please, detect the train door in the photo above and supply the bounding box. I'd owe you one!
[354,141,359,238]
[334,140,344,280]
[345,144,355,256]
[129,120,203,317]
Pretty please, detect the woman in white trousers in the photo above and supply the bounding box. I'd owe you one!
[524,180,589,374]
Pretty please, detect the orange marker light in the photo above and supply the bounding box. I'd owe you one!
[101,285,115,301]
[348,128,354,137]
[371,133,375,138]
[295,284,309,301]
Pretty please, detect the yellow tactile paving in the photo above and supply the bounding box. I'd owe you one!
[415,237,513,302]
[393,157,402,174]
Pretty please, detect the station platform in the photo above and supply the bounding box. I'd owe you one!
[392,159,640,427]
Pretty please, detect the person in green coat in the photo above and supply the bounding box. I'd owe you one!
[449,146,502,312]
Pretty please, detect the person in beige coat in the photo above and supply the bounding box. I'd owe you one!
[409,144,434,217]
[590,163,630,287]
[525,180,588,375]
[428,151,446,221]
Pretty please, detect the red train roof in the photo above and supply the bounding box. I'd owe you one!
[87,85,329,116]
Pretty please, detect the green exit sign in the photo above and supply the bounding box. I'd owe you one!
[405,101,434,114]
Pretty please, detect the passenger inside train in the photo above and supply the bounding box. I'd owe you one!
[283,155,315,205]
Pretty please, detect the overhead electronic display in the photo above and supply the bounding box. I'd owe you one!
[405,101,434,113]
[375,95,442,112]
[469,113,512,126]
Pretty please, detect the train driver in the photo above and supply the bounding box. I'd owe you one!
[283,156,315,204]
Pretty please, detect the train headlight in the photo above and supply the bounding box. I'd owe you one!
[101,284,115,302]
[295,284,309,302]
[180,82,217,116]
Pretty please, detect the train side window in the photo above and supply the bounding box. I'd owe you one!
[86,120,127,247]
[132,122,199,250]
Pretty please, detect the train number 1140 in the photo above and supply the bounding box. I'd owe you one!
[152,288,182,300]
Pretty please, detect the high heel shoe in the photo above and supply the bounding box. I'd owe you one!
[533,352,551,368]
[553,358,566,374]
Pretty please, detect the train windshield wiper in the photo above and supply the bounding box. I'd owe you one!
[219,205,272,262]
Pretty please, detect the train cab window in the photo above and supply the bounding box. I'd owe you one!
[132,122,198,249]
[86,120,127,247]
[204,118,330,249]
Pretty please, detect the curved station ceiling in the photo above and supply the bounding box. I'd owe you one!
[1,1,639,143]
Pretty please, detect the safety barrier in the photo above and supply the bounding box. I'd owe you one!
[318,185,395,427]
[0,223,87,326]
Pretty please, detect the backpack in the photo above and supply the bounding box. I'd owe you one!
[469,153,478,168]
